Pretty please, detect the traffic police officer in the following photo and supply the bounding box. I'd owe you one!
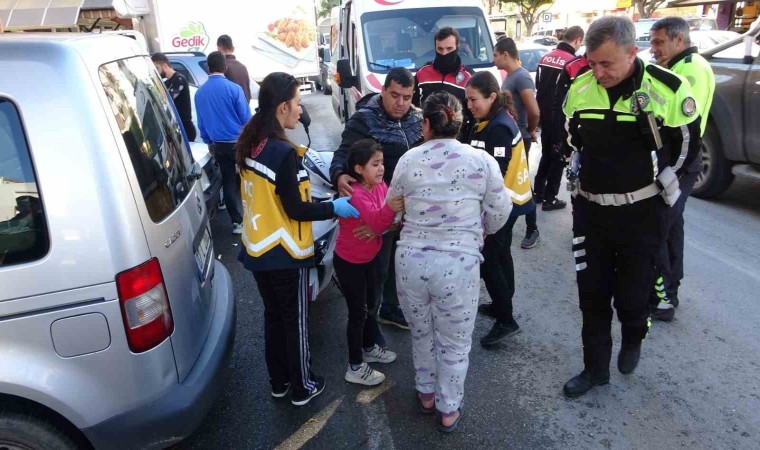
[562,16,703,397]
[648,17,716,322]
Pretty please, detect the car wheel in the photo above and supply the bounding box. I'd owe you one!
[692,123,734,199]
[322,74,332,95]
[0,411,79,450]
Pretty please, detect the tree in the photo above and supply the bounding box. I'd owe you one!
[634,0,668,19]
[319,0,339,19]
[483,0,496,15]
[499,0,555,37]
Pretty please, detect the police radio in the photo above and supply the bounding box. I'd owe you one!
[634,92,680,206]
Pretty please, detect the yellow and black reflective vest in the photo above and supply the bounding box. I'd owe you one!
[563,58,700,195]
[470,111,535,216]
[238,139,320,271]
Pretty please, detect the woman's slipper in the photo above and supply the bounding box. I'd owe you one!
[417,393,435,414]
[437,407,464,433]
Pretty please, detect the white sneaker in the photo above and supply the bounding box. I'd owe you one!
[344,363,385,386]
[232,223,243,235]
[363,344,397,364]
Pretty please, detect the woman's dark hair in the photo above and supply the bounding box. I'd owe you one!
[465,71,517,121]
[422,91,463,138]
[345,139,383,183]
[236,72,299,170]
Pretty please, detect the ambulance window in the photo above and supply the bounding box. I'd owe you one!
[99,57,194,223]
[0,99,49,267]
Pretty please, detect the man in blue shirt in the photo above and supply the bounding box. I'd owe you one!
[195,51,251,234]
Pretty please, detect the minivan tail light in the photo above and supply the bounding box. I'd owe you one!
[116,258,174,353]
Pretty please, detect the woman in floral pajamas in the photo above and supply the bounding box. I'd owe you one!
[389,92,512,432]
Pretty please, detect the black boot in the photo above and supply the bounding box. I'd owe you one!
[618,343,641,374]
[563,370,610,398]
[480,319,520,347]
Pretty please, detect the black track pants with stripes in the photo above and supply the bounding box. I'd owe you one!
[572,195,667,373]
[254,268,317,396]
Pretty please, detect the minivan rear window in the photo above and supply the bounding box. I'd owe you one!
[0,99,49,267]
[99,57,194,223]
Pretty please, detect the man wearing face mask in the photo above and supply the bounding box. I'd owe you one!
[412,27,473,141]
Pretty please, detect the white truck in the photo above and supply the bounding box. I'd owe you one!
[329,0,498,122]
[139,0,320,83]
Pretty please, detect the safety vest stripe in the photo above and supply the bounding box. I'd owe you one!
[245,158,277,182]
[417,80,466,90]
[512,133,522,145]
[242,227,314,257]
[579,113,605,120]
[672,124,691,171]
[507,188,532,202]
[298,170,308,180]
[616,115,637,122]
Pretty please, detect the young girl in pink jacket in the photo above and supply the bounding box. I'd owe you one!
[334,139,404,386]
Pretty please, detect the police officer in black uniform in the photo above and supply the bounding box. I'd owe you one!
[561,16,702,398]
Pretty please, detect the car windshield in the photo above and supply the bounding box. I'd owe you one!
[361,7,494,73]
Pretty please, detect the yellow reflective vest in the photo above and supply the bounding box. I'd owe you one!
[239,139,322,271]
[470,111,535,215]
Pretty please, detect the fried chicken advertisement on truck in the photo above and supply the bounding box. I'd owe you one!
[143,0,320,83]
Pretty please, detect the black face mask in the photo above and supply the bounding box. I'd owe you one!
[433,49,461,74]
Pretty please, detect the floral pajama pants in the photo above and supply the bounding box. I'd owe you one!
[395,245,481,414]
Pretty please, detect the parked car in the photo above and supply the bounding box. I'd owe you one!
[637,30,741,62]
[695,23,760,197]
[0,33,236,449]
[634,18,659,48]
[528,36,559,47]
[518,43,550,81]
[316,47,333,95]
[165,51,210,86]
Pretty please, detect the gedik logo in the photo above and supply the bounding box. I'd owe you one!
[171,22,209,52]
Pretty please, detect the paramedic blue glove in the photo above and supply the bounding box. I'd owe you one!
[331,196,359,218]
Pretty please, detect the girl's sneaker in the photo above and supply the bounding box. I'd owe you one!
[345,363,385,386]
[363,344,397,363]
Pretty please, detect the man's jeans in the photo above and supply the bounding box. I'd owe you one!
[377,229,402,317]
[211,142,243,225]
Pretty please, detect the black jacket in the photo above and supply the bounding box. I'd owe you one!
[330,93,423,186]
[535,42,576,131]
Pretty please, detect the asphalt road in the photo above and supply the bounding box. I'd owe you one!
[174,92,760,450]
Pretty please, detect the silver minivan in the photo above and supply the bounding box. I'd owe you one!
[0,33,236,449]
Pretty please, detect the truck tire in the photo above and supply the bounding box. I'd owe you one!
[0,411,79,450]
[322,74,332,95]
[692,123,734,199]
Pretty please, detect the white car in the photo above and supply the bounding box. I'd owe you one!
[518,43,550,81]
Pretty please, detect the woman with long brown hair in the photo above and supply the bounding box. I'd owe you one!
[236,72,358,406]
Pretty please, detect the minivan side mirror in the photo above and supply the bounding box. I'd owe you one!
[336,59,356,89]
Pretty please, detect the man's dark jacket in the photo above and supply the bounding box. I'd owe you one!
[535,41,576,130]
[330,93,423,186]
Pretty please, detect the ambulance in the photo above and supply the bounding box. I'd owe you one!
[329,0,498,123]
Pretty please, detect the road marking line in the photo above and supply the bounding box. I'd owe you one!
[356,380,393,404]
[356,381,395,450]
[274,398,342,450]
